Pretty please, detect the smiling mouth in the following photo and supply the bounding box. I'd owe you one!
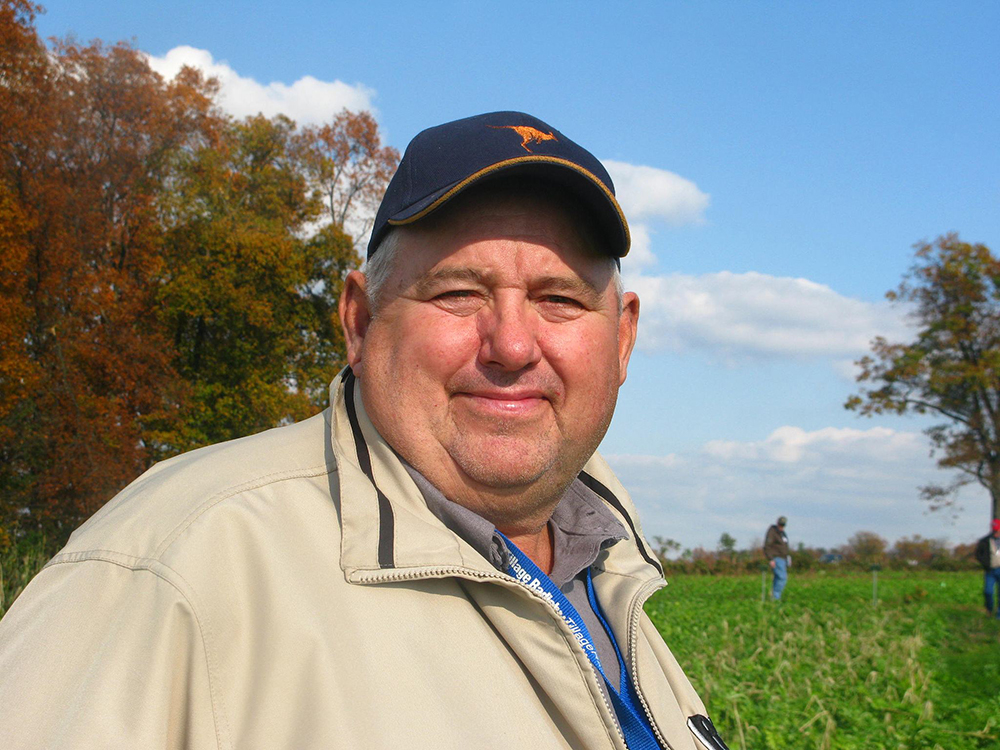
[455,391,550,417]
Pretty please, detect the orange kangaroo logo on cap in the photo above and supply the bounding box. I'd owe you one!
[489,125,558,153]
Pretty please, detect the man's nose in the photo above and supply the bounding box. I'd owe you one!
[478,295,542,371]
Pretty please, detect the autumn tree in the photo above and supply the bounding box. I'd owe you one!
[846,235,1000,521]
[0,4,220,539]
[891,535,947,566]
[156,109,399,452]
[843,531,888,566]
[298,109,399,247]
[157,114,358,449]
[0,1,45,469]
[0,6,396,546]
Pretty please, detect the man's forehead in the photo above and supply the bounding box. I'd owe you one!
[396,210,612,294]
[403,184,603,258]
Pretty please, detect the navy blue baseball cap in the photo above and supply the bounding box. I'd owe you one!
[367,111,630,261]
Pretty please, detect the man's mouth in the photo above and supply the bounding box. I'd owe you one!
[454,389,550,417]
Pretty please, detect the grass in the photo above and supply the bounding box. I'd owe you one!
[0,536,51,619]
[3,544,998,749]
[646,570,1000,750]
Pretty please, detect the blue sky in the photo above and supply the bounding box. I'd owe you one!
[37,1,1000,550]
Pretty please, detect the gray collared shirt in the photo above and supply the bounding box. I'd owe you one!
[404,465,628,692]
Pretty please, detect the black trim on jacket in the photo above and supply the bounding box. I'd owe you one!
[579,470,663,576]
[342,370,396,569]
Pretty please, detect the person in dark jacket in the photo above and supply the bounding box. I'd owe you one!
[763,516,790,600]
[974,518,1000,618]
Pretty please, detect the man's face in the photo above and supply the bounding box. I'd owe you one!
[340,189,639,530]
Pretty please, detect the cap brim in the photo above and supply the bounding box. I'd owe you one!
[386,155,631,258]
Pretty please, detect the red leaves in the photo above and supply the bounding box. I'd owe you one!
[0,7,394,543]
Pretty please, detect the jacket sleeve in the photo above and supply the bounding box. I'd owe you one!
[0,555,221,749]
[975,537,990,569]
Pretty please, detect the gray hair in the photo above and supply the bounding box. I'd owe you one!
[362,229,403,312]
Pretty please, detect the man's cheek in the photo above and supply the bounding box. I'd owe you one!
[420,326,479,366]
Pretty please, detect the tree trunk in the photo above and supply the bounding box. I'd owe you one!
[988,464,1000,521]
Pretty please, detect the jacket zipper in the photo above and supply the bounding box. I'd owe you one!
[627,578,673,750]
[353,565,631,749]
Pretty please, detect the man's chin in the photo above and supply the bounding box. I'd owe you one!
[450,439,559,491]
[458,462,551,491]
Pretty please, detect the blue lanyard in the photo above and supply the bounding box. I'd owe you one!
[498,533,661,750]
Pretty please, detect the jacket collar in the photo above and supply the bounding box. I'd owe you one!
[329,368,663,586]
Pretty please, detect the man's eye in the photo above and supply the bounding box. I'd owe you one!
[432,289,482,305]
[542,295,582,307]
[430,289,485,315]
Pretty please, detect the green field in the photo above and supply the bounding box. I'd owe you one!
[647,571,1000,750]
[4,550,998,749]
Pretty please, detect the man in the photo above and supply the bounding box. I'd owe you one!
[0,112,726,750]
[974,518,1000,618]
[764,516,790,600]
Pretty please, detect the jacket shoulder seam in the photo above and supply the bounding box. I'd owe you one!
[153,461,337,559]
[43,553,232,750]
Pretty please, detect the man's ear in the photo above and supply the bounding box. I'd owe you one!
[617,291,640,386]
[339,270,372,376]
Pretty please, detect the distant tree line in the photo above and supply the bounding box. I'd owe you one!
[651,531,981,575]
[0,1,398,547]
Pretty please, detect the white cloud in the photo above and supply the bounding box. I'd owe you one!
[703,425,922,465]
[603,453,682,468]
[601,160,708,272]
[832,358,863,382]
[625,269,911,359]
[606,424,987,551]
[598,162,912,365]
[624,223,658,269]
[603,160,709,226]
[145,46,376,125]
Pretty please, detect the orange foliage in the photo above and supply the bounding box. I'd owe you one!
[0,4,394,543]
[0,7,220,534]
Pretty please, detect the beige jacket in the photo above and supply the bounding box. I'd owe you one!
[0,371,709,749]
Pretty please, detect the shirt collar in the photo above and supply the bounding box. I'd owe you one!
[404,463,627,587]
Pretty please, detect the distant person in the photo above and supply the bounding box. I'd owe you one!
[764,516,791,600]
[975,518,1000,619]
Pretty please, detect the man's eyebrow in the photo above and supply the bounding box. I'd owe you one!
[533,275,603,301]
[413,267,488,294]
[413,268,605,300]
